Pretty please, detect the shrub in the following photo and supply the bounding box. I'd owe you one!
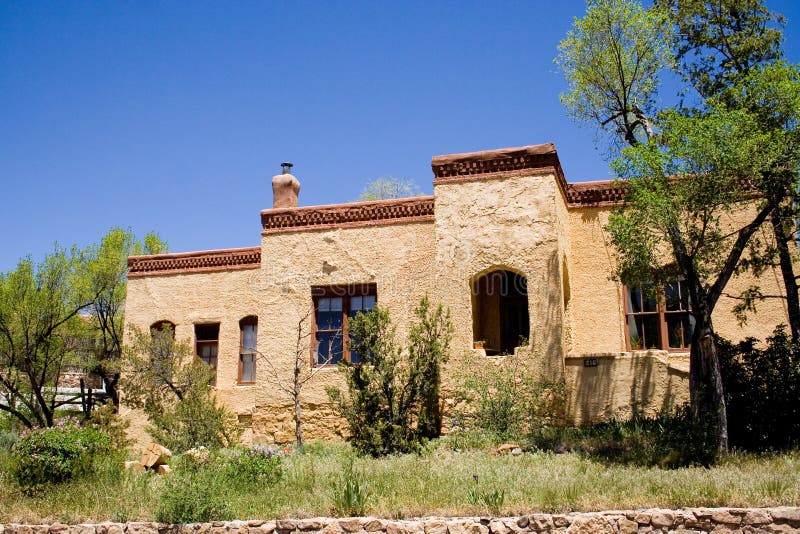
[328,298,452,456]
[223,445,286,485]
[11,421,110,488]
[89,400,131,450]
[155,466,233,524]
[455,350,566,440]
[718,327,800,451]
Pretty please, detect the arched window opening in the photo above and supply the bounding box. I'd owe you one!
[150,320,175,338]
[472,270,529,355]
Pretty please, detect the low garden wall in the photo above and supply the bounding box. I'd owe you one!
[2,507,799,534]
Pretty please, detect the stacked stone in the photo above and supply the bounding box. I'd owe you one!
[2,508,799,534]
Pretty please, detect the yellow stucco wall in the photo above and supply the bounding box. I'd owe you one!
[123,170,793,445]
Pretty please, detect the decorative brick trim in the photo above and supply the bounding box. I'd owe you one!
[261,196,435,235]
[127,247,261,277]
[431,144,569,198]
[566,179,626,207]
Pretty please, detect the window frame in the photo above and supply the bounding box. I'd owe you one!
[194,323,220,385]
[311,284,377,367]
[238,316,258,385]
[623,281,694,352]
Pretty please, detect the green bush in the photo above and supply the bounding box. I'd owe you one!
[0,429,18,451]
[155,466,233,524]
[223,445,286,485]
[11,421,110,488]
[328,297,452,457]
[719,328,800,451]
[455,351,566,440]
[527,407,718,468]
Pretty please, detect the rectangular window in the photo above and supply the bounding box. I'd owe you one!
[625,281,695,351]
[312,285,377,366]
[195,323,219,385]
[239,317,257,384]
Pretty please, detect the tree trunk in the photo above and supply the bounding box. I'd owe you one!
[103,373,120,409]
[688,305,729,454]
[771,207,800,342]
[294,391,303,448]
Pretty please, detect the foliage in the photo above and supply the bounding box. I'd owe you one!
[719,327,800,451]
[0,246,99,428]
[527,408,718,468]
[556,0,673,147]
[83,227,167,407]
[328,298,452,456]
[154,466,233,523]
[11,421,110,489]
[88,400,131,450]
[223,445,286,485]
[330,459,370,517]
[357,177,423,201]
[467,476,505,515]
[121,326,240,452]
[656,0,786,100]
[455,350,565,440]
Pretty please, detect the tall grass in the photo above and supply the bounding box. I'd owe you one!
[1,442,799,523]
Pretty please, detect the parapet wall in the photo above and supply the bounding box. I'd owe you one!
[2,508,799,534]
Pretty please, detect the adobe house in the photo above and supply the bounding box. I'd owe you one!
[123,143,788,444]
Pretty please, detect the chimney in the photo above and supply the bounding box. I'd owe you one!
[272,162,300,208]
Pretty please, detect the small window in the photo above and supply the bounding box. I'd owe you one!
[312,285,377,366]
[472,270,529,355]
[625,281,695,351]
[239,316,257,384]
[195,323,220,385]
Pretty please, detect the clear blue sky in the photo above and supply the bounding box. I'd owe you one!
[2,1,799,271]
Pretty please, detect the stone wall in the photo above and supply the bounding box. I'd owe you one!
[3,508,799,534]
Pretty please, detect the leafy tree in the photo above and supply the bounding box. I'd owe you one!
[656,0,800,341]
[556,0,673,147]
[0,247,102,428]
[357,177,423,201]
[121,325,240,451]
[84,228,166,408]
[557,0,799,454]
[327,297,452,456]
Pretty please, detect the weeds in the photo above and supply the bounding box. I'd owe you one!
[330,459,370,517]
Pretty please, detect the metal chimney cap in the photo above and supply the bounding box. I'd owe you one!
[281,162,294,174]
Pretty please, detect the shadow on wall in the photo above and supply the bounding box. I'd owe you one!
[565,351,689,425]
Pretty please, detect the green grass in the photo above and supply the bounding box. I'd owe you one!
[1,441,800,523]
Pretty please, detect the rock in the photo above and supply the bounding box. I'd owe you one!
[462,523,488,534]
[650,511,674,529]
[362,520,385,533]
[127,523,159,534]
[743,511,771,526]
[511,448,523,456]
[617,519,638,534]
[487,521,506,534]
[106,525,124,534]
[771,507,800,524]
[711,510,742,525]
[74,525,96,534]
[337,521,361,533]
[49,525,70,534]
[515,518,529,530]
[495,444,522,455]
[140,444,172,469]
[565,515,614,534]
[552,516,570,528]
[156,464,172,475]
[634,513,651,525]
[425,522,448,534]
[530,515,554,531]
[295,520,325,532]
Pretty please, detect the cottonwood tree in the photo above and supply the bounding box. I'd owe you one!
[656,0,800,341]
[557,0,798,453]
[357,177,423,201]
[84,228,166,408]
[121,325,240,451]
[555,0,673,148]
[0,246,103,428]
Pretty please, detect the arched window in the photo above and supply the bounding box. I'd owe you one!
[239,316,258,384]
[472,269,529,355]
[150,320,175,338]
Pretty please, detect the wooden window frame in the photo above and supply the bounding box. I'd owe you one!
[238,316,258,385]
[311,284,377,367]
[623,281,693,352]
[194,323,220,386]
